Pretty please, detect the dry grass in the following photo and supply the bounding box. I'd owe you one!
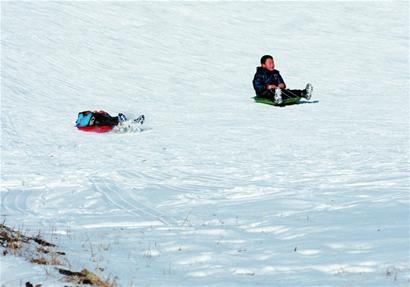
[58,268,116,287]
[0,223,61,265]
[1,223,116,287]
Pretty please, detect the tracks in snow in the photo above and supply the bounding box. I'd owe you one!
[91,178,179,226]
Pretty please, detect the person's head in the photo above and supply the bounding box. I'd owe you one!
[260,55,274,71]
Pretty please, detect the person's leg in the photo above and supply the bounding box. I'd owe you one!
[281,89,305,99]
[92,113,119,126]
[257,89,284,104]
[257,88,306,103]
[258,89,276,100]
[282,83,313,100]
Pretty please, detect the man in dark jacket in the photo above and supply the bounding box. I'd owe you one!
[252,55,313,104]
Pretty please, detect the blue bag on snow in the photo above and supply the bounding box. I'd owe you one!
[75,111,94,127]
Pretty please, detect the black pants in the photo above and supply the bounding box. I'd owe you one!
[259,88,305,101]
[92,112,119,126]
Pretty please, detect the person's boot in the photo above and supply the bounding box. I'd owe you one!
[118,113,127,123]
[274,88,283,104]
[304,83,313,100]
[134,115,145,124]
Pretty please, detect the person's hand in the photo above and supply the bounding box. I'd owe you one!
[267,84,277,90]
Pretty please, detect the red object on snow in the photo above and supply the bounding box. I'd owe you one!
[77,126,114,133]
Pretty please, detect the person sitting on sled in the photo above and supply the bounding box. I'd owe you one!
[75,110,145,133]
[76,110,144,131]
[252,55,313,104]
[76,111,128,128]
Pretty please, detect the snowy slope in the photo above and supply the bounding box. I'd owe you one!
[1,1,409,286]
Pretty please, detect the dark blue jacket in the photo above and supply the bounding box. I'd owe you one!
[252,67,285,96]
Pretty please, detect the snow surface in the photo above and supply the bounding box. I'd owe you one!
[1,1,409,286]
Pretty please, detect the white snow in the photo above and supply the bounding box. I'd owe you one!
[1,1,409,286]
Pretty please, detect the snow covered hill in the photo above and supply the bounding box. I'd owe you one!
[1,1,409,286]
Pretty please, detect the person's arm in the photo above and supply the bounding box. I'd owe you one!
[277,72,286,89]
[253,73,268,94]
[265,71,286,90]
[266,82,284,89]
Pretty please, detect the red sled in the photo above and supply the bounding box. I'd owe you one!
[76,110,117,133]
[77,126,114,133]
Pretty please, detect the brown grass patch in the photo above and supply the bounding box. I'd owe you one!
[1,223,116,286]
[58,268,115,286]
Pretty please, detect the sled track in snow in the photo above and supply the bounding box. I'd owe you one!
[1,188,39,217]
[117,169,226,193]
[91,179,179,226]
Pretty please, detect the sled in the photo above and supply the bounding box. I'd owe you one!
[77,126,114,133]
[252,96,301,106]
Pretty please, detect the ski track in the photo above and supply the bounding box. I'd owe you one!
[91,178,178,226]
[1,188,37,216]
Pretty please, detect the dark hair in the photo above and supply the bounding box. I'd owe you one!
[260,55,273,65]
